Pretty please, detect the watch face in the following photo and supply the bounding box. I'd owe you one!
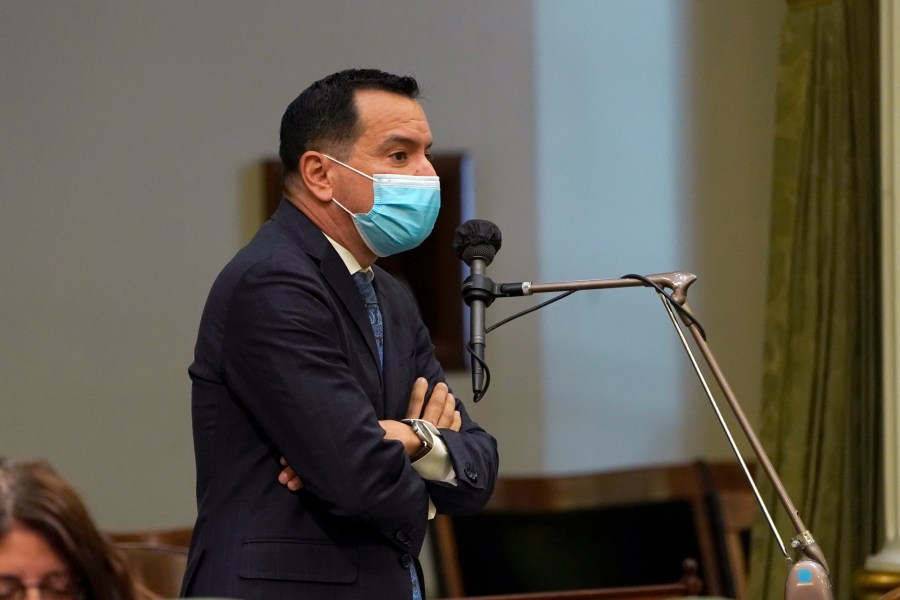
[403,419,439,460]
[415,421,434,447]
[419,420,441,438]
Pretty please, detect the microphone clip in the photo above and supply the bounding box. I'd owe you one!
[461,273,498,307]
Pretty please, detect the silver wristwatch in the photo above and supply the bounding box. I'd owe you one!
[401,419,440,462]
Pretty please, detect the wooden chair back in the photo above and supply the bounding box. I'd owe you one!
[431,460,755,598]
[882,585,900,600]
[440,558,703,599]
[108,527,193,598]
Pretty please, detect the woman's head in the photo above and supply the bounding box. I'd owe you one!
[0,459,136,600]
[0,519,80,600]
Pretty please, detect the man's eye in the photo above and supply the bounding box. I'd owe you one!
[390,151,408,162]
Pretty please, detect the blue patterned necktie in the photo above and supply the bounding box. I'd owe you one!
[352,270,384,370]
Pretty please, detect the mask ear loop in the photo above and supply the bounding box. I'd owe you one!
[331,196,357,216]
[322,154,375,181]
[322,154,377,214]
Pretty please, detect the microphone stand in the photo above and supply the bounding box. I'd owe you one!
[485,270,834,599]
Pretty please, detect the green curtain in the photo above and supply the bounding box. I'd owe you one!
[748,0,882,598]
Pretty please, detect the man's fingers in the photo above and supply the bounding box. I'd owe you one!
[278,468,294,484]
[421,382,449,423]
[278,457,303,491]
[410,378,461,429]
[435,392,456,429]
[406,377,428,419]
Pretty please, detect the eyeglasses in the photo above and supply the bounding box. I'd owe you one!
[0,573,82,600]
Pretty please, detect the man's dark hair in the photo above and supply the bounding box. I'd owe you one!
[279,68,420,173]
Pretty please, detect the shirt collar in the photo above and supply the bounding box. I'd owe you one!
[323,233,372,277]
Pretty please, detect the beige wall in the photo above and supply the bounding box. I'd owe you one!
[678,1,785,460]
[0,1,538,529]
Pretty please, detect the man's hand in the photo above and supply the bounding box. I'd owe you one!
[278,456,303,491]
[380,377,462,457]
[405,377,462,430]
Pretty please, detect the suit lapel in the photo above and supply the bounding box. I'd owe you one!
[270,200,384,384]
[321,254,383,378]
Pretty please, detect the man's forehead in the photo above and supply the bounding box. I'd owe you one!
[354,90,431,145]
[355,89,427,121]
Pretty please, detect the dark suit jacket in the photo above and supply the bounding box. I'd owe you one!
[182,200,498,599]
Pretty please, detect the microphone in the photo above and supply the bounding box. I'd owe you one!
[453,220,502,400]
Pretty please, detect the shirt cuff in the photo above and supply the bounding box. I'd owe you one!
[417,437,454,521]
[410,423,457,484]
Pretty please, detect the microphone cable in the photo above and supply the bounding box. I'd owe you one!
[467,290,577,402]
[464,273,707,402]
[619,273,707,341]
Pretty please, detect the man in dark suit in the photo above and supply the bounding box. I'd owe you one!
[181,68,498,599]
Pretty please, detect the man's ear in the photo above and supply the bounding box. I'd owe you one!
[298,151,333,202]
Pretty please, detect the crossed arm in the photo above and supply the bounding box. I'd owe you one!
[278,377,461,490]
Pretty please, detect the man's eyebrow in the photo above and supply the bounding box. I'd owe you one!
[376,135,432,152]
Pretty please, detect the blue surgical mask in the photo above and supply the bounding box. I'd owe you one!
[324,154,440,257]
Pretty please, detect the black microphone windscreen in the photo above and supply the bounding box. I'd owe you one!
[453,220,502,265]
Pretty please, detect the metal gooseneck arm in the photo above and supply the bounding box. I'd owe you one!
[492,271,834,597]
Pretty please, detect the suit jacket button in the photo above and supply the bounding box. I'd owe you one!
[464,461,478,481]
[400,553,412,568]
[396,528,411,545]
